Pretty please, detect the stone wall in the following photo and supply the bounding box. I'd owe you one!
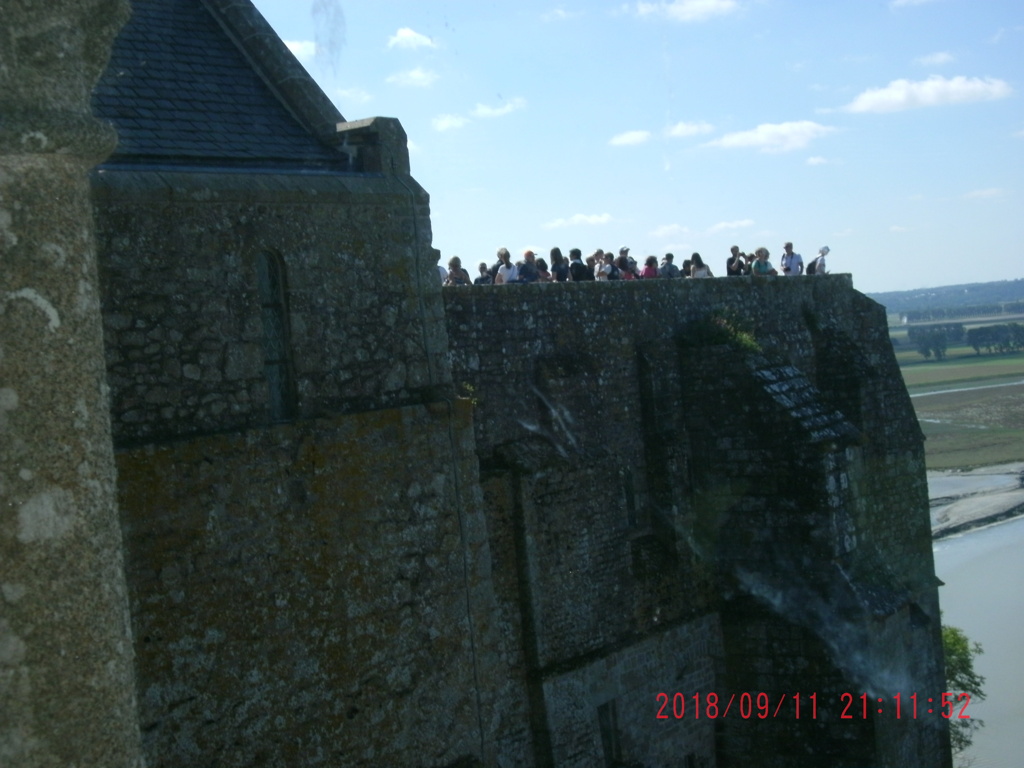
[10,2,949,765]
[92,162,450,447]
[97,245,951,767]
[116,400,530,768]
[445,276,949,768]
[0,3,144,766]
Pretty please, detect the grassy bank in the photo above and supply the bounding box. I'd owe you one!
[896,346,1024,470]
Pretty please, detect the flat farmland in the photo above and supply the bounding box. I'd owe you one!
[898,342,1024,382]
[900,352,1024,470]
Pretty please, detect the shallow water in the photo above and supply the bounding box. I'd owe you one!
[933,516,1024,767]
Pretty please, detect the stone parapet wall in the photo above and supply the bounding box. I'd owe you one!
[445,276,949,767]
[445,276,855,458]
[93,167,449,446]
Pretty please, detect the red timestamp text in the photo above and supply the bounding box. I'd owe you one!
[655,692,818,721]
[838,692,973,720]
[656,692,974,721]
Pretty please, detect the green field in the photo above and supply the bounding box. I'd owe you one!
[899,349,1024,390]
[896,344,1024,470]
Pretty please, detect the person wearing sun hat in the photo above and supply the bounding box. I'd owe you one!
[809,246,829,275]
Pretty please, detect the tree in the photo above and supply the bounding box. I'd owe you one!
[909,327,948,360]
[942,622,986,757]
[931,329,948,361]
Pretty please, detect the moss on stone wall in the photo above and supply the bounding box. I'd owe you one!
[116,402,527,767]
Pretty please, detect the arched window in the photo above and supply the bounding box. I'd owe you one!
[256,250,296,422]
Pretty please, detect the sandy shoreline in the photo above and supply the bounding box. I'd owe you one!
[928,462,1024,539]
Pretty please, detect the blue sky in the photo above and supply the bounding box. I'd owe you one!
[250,0,1023,293]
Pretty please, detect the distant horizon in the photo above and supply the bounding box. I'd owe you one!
[866,275,1024,298]
[251,0,1023,294]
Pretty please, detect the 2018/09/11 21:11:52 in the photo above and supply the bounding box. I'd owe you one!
[655,692,973,720]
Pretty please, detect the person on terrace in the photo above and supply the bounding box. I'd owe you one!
[550,247,570,282]
[517,249,540,283]
[569,248,593,281]
[494,247,518,284]
[726,245,747,276]
[474,262,493,285]
[640,255,660,278]
[659,253,681,278]
[615,254,635,279]
[751,247,778,276]
[810,246,829,275]
[444,256,471,285]
[780,241,804,276]
[689,252,713,278]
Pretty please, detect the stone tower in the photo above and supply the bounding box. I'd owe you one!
[0,1,144,765]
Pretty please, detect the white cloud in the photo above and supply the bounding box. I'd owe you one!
[1016,129,1024,139]
[890,0,939,7]
[915,51,954,67]
[432,114,469,131]
[609,130,652,146]
[964,188,1004,199]
[335,87,372,105]
[635,0,739,22]
[806,156,827,166]
[666,120,714,138]
[987,26,1024,44]
[388,28,436,49]
[386,67,439,88]
[543,7,583,21]
[650,224,690,238]
[472,98,527,118]
[890,225,912,232]
[707,219,754,234]
[407,140,421,154]
[842,75,1012,113]
[543,213,613,229]
[704,121,835,153]
[285,40,316,63]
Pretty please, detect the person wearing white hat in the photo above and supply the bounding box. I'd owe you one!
[808,246,829,275]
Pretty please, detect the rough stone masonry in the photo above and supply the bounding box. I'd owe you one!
[2,0,952,766]
[0,1,144,766]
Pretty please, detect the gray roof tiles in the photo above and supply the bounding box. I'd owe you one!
[93,0,349,170]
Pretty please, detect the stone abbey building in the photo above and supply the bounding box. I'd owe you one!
[2,0,951,766]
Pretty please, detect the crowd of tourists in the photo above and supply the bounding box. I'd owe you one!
[439,243,831,286]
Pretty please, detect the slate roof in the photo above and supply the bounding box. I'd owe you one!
[751,364,862,446]
[92,0,349,170]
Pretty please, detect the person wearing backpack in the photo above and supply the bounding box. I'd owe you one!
[569,248,593,281]
[807,246,829,275]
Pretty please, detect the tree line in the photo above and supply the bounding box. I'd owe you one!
[966,323,1024,355]
[900,322,1024,360]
